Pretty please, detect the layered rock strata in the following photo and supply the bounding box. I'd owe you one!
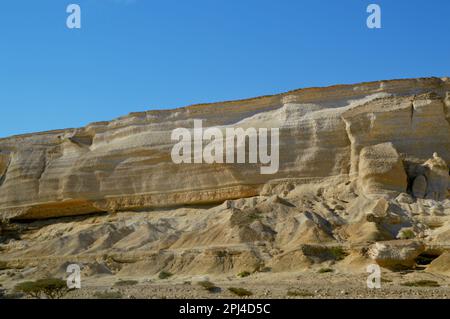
[0,77,449,220]
[0,78,450,280]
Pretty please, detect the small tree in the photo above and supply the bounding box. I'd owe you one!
[15,278,70,299]
[15,281,41,299]
[228,287,253,297]
[158,271,173,279]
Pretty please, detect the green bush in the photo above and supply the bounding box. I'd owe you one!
[328,247,348,261]
[237,271,251,278]
[15,278,70,299]
[228,287,253,297]
[158,271,173,280]
[318,268,334,274]
[398,229,415,239]
[248,213,262,220]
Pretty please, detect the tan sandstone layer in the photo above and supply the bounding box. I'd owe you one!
[0,77,449,220]
[0,77,450,298]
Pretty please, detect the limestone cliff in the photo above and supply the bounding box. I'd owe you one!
[1,77,450,283]
[0,77,449,220]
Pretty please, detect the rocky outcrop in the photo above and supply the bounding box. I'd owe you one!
[1,76,450,294]
[0,77,449,220]
[367,240,425,268]
[358,142,408,198]
[426,252,450,276]
[410,153,449,200]
[412,175,428,199]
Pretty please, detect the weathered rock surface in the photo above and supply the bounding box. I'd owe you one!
[426,252,450,276]
[0,77,449,220]
[0,78,450,282]
[409,152,448,200]
[358,142,408,198]
[367,240,425,268]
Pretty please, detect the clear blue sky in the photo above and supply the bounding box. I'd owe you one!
[1,0,450,138]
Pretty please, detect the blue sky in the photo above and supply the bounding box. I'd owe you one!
[1,0,450,137]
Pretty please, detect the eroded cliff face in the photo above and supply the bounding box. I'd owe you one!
[0,77,450,285]
[0,77,449,220]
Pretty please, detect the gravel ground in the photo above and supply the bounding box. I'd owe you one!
[56,270,450,299]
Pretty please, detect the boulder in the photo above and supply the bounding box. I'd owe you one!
[423,153,448,200]
[411,153,449,200]
[367,240,425,268]
[358,143,407,198]
[426,252,450,276]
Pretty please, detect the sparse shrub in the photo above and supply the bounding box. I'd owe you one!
[248,213,262,220]
[94,291,123,299]
[197,281,220,293]
[401,280,440,287]
[15,278,70,299]
[158,271,173,280]
[398,229,415,240]
[318,268,333,274]
[114,280,139,287]
[228,287,253,297]
[328,247,348,261]
[301,244,348,262]
[237,271,251,278]
[287,289,314,297]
